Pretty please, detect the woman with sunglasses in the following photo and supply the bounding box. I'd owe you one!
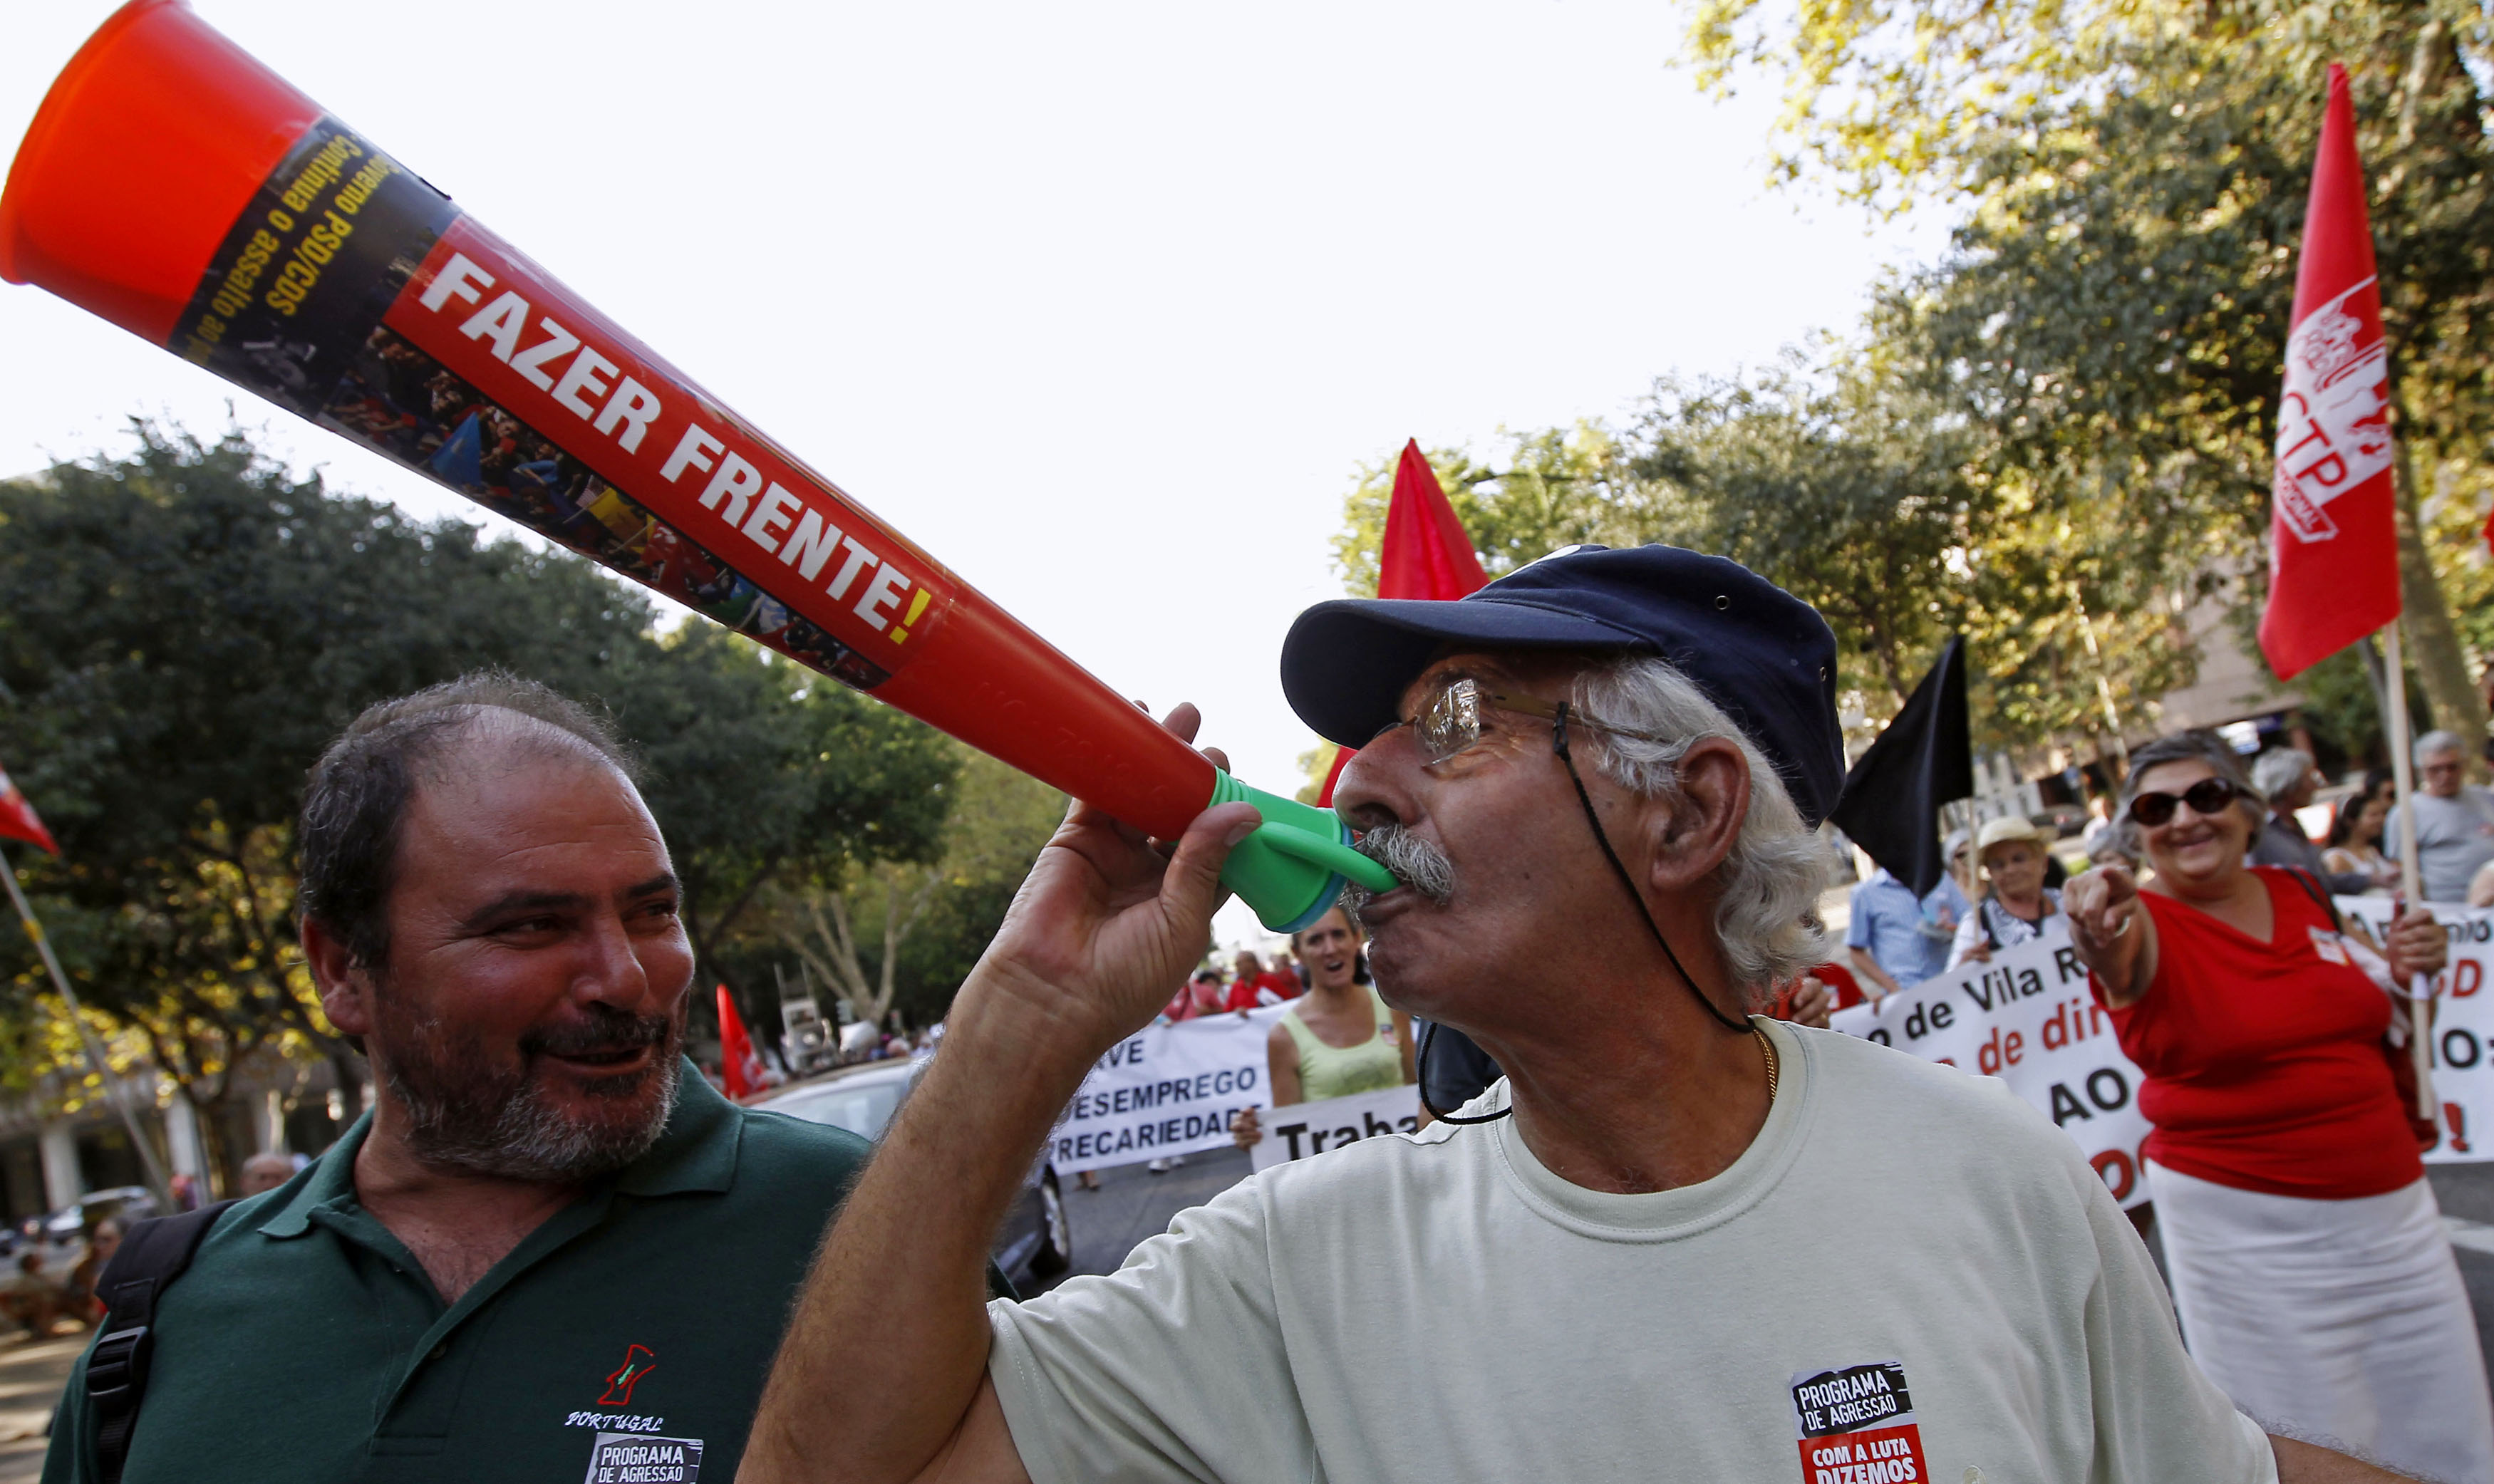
[2064,730,2490,1482]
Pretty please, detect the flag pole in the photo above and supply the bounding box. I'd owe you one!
[2380,622,2438,1131]
[0,839,172,1201]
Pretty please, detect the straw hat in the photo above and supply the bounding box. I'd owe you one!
[1975,816,2049,855]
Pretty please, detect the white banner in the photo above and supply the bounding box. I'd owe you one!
[1050,1007,1284,1174]
[1830,924,2158,1207]
[1248,1084,1424,1173]
[2334,898,2494,1163]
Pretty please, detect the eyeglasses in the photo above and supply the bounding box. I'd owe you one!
[1379,673,1761,1053]
[1379,677,1677,767]
[2127,777,2242,828]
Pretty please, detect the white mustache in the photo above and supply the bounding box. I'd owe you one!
[1344,823,1456,917]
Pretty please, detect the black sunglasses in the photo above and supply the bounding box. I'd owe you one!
[2128,777,2242,828]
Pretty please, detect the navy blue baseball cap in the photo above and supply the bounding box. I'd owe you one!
[1280,544,1845,827]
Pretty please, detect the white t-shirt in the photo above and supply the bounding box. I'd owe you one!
[987,1019,2274,1484]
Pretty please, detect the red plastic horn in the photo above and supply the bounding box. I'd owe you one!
[1,0,1387,929]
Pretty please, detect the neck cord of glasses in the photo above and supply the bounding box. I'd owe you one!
[1417,700,1759,1126]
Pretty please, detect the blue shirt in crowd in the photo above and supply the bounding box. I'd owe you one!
[1923,873,1972,948]
[1846,868,1955,988]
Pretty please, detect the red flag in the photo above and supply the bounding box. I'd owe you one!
[0,762,58,856]
[716,985,760,1099]
[1377,441,1491,602]
[1319,442,1491,803]
[2258,63,2403,680]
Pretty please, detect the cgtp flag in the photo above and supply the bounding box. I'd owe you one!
[0,762,58,856]
[716,985,762,1099]
[2258,63,2403,680]
[1318,441,1490,804]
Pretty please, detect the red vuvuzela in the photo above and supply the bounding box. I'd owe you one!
[1,0,1395,933]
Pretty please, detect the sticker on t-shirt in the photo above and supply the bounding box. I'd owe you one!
[1790,1360,1927,1483]
[581,1431,703,1483]
[2309,926,2351,966]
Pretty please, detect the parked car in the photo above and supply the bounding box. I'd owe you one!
[750,1060,1071,1287]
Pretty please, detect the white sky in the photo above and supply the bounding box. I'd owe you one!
[0,1,1940,947]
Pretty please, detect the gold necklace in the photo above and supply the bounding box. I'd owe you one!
[1753,1025,1780,1102]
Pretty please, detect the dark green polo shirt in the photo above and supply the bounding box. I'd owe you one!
[43,1064,879,1484]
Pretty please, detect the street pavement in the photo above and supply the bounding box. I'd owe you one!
[1060,1149,1255,1282]
[0,1148,2475,1481]
[0,1332,84,1484]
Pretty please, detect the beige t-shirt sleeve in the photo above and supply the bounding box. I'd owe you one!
[2064,1155,2278,1483]
[987,1181,1308,1484]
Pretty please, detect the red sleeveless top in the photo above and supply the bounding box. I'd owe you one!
[2091,867,2419,1200]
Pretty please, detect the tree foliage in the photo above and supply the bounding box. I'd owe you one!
[1631,360,1982,706]
[770,746,1064,1032]
[1325,364,2189,762]
[0,429,647,1138]
[606,621,956,1003]
[1323,0,2494,763]
[1330,423,1655,598]
[0,427,964,1174]
[1682,0,2494,736]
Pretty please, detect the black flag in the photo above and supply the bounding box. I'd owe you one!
[1831,637,1972,896]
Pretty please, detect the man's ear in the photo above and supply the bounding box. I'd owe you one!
[302,916,378,1039]
[1642,737,1752,893]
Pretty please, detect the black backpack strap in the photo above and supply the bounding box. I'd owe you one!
[88,1200,235,1484]
[2279,865,2346,933]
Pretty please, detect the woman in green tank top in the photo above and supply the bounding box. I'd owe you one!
[1230,906,1414,1150]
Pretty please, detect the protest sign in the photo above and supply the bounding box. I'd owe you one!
[1829,924,2157,1206]
[1247,1085,1424,1173]
[2334,898,2494,1163]
[1051,1009,1283,1174]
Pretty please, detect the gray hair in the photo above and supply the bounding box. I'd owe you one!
[2085,819,2141,868]
[2250,747,2314,802]
[298,670,638,972]
[2118,730,2266,831]
[1571,656,1828,1003]
[2416,730,2466,764]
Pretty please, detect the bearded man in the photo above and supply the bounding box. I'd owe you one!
[43,674,881,1484]
[747,545,2412,1484]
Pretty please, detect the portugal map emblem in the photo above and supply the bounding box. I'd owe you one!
[600,1344,657,1406]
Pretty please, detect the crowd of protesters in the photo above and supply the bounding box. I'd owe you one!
[1159,946,1306,1021]
[1815,725,2494,1478]
[0,1215,123,1339]
[2066,730,2491,1479]
[33,560,2480,1484]
[1838,728,2494,1009]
